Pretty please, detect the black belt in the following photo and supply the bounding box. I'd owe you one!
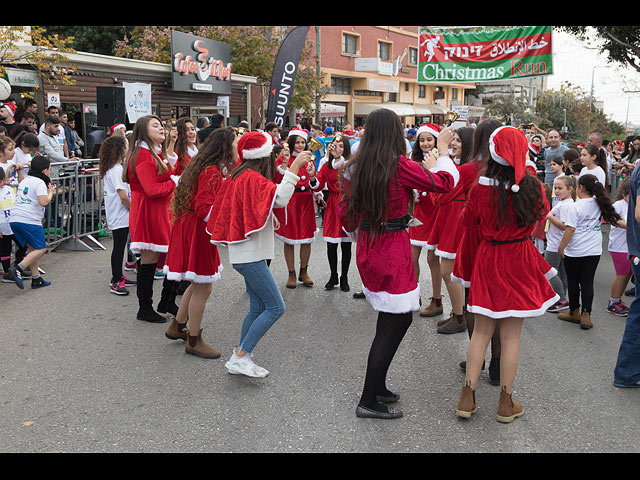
[360,214,411,233]
[490,236,529,246]
[294,187,312,193]
[185,208,195,213]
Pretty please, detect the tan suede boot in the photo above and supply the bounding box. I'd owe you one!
[496,389,524,423]
[286,270,297,289]
[437,311,453,326]
[456,385,477,418]
[298,265,314,287]
[580,311,593,330]
[558,308,581,324]
[419,297,443,317]
[437,313,466,334]
[185,329,221,359]
[165,317,188,341]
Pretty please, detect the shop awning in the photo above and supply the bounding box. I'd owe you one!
[354,102,446,117]
[321,103,346,117]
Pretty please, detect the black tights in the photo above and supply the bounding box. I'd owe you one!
[359,311,413,412]
[327,242,352,277]
[564,255,600,313]
[465,287,501,359]
[110,227,129,283]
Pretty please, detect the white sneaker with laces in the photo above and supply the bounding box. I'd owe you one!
[225,352,269,378]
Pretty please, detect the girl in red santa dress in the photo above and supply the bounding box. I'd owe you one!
[166,117,199,176]
[409,124,444,318]
[340,109,459,419]
[310,134,353,291]
[455,126,558,424]
[207,131,314,378]
[274,128,319,288]
[123,115,179,324]
[427,126,475,335]
[163,127,238,358]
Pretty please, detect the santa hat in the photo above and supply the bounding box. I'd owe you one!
[489,126,529,193]
[111,123,125,135]
[288,128,309,141]
[529,143,540,154]
[1,101,16,118]
[416,123,440,139]
[237,131,273,163]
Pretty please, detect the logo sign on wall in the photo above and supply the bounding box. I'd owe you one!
[418,26,553,83]
[171,30,233,95]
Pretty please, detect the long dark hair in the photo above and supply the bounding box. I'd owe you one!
[174,117,199,172]
[485,158,546,229]
[171,127,237,222]
[455,127,475,165]
[327,135,351,168]
[341,108,407,238]
[578,173,621,225]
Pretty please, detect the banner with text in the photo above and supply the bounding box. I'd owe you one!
[418,26,553,83]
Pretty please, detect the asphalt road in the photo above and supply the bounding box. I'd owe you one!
[1,224,638,453]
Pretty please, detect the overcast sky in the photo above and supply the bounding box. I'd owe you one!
[547,29,640,128]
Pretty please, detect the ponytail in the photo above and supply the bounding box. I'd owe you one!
[578,174,620,225]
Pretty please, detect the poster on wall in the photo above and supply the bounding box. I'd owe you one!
[418,26,553,83]
[123,82,151,123]
[171,30,232,95]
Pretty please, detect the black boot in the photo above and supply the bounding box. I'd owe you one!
[325,272,339,290]
[136,263,167,323]
[157,278,179,315]
[340,275,350,292]
[488,357,500,386]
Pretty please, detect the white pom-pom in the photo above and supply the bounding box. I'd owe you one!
[511,184,520,193]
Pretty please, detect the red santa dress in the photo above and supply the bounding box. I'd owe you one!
[273,153,318,244]
[341,155,458,313]
[172,146,197,176]
[310,156,351,243]
[409,191,438,249]
[128,143,176,254]
[164,165,223,283]
[464,176,558,318]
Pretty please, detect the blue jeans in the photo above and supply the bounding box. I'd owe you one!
[614,260,640,385]
[232,260,286,354]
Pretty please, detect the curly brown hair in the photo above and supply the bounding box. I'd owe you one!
[171,127,237,222]
[98,135,128,178]
[173,117,199,172]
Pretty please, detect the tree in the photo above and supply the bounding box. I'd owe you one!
[42,26,134,57]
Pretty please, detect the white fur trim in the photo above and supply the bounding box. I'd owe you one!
[435,248,457,259]
[468,293,560,319]
[288,129,308,141]
[242,132,274,160]
[362,283,421,313]
[430,156,460,187]
[323,235,352,244]
[425,242,437,251]
[164,264,223,284]
[410,239,430,247]
[450,273,471,288]
[544,266,558,280]
[488,126,511,166]
[130,241,168,254]
[274,228,318,245]
[416,125,440,139]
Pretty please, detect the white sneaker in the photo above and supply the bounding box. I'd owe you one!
[225,352,269,378]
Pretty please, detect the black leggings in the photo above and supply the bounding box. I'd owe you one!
[0,234,26,272]
[111,227,129,283]
[359,311,413,409]
[564,255,600,313]
[327,242,352,277]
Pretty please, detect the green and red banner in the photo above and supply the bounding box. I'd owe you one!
[418,26,553,83]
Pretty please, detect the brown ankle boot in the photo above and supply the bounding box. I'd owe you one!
[165,317,188,341]
[420,297,443,317]
[456,385,477,418]
[437,313,466,334]
[558,308,581,324]
[185,329,221,359]
[580,311,593,330]
[286,270,297,289]
[437,311,453,326]
[496,389,524,423]
[298,265,313,287]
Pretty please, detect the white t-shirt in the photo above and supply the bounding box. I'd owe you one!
[563,196,603,257]
[578,165,606,185]
[10,175,48,225]
[13,147,32,176]
[608,198,628,253]
[103,163,130,230]
[0,184,15,235]
[546,197,574,253]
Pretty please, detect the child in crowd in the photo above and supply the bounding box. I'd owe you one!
[0,136,17,183]
[531,183,552,254]
[557,174,622,329]
[607,177,631,316]
[562,148,580,177]
[6,155,55,289]
[545,175,576,313]
[99,135,134,296]
[578,144,607,186]
[12,132,39,181]
[0,168,26,280]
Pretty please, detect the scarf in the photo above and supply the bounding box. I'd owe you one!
[29,170,50,187]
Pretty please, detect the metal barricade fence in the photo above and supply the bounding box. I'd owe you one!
[43,159,106,252]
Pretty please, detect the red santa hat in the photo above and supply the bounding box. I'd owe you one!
[1,101,16,118]
[416,123,440,139]
[287,128,309,141]
[489,126,529,193]
[528,143,540,155]
[111,123,125,135]
[237,131,274,163]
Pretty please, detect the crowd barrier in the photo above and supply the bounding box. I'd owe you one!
[41,159,107,252]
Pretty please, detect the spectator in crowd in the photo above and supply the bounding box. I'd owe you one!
[37,116,74,162]
[196,113,224,144]
[543,129,568,185]
[39,106,70,158]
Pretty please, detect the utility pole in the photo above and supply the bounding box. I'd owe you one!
[315,26,321,124]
